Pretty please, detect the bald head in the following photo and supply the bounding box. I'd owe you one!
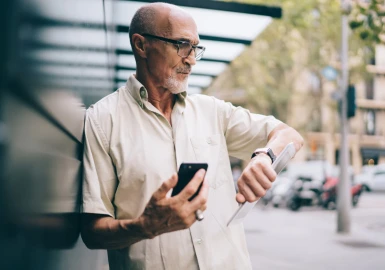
[129,2,199,94]
[129,2,196,53]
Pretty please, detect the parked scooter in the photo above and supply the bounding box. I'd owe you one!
[321,176,363,210]
[286,176,324,211]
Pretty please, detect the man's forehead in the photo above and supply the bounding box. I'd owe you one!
[175,32,200,44]
[168,15,199,43]
[151,4,199,43]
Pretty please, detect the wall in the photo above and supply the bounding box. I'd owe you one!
[0,0,115,269]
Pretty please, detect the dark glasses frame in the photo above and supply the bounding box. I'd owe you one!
[141,33,205,60]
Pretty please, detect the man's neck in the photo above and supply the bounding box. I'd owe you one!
[135,73,176,124]
[148,89,175,116]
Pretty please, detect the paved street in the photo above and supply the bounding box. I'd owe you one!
[244,192,385,270]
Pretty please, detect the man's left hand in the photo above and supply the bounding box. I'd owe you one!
[236,154,277,203]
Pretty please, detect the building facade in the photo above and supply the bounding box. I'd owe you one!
[306,45,385,173]
[206,45,385,174]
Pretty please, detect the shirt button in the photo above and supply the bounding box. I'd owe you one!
[196,239,202,244]
[206,138,212,144]
[140,89,146,98]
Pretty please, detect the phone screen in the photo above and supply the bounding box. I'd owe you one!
[171,163,208,201]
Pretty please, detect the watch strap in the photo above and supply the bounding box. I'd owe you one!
[251,148,276,163]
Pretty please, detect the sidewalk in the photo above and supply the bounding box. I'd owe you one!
[244,193,385,270]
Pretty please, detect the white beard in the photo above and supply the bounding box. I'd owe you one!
[165,75,188,94]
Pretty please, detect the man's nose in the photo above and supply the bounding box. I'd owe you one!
[183,49,197,66]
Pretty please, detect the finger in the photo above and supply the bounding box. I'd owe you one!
[152,173,178,201]
[178,169,206,201]
[238,181,259,202]
[240,170,269,198]
[249,168,272,190]
[190,178,209,210]
[236,193,245,204]
[198,204,207,212]
[198,177,209,200]
[262,165,277,182]
[247,179,268,198]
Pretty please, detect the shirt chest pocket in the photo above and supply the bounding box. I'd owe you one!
[190,134,224,188]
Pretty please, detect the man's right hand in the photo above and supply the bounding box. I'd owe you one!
[138,169,209,239]
[81,170,208,250]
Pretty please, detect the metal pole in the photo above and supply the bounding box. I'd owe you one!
[337,0,351,234]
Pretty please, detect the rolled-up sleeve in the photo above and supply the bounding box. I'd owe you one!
[217,99,282,161]
[82,109,117,218]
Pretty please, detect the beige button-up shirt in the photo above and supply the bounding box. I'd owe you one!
[83,75,281,270]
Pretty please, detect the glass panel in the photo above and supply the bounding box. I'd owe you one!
[26,49,111,65]
[188,75,213,87]
[35,65,113,77]
[117,70,135,80]
[117,54,136,67]
[32,27,107,48]
[113,1,272,40]
[30,0,108,23]
[193,61,227,76]
[201,40,245,61]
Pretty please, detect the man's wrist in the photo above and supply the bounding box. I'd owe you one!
[123,216,154,241]
[251,152,273,164]
[251,147,276,163]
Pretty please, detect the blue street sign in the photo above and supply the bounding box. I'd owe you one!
[322,66,338,81]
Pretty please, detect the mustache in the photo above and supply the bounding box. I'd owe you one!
[176,65,191,74]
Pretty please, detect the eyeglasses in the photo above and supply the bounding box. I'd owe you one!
[141,33,205,60]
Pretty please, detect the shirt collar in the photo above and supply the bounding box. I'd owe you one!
[126,74,187,110]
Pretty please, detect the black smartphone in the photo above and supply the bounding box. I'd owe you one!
[171,163,208,201]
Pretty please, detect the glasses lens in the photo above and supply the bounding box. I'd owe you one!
[177,42,205,60]
[195,47,205,60]
[178,42,192,58]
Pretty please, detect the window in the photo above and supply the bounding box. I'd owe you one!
[364,109,376,135]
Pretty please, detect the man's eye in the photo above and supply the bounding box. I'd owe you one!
[180,43,191,49]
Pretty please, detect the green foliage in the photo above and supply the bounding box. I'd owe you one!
[211,0,367,131]
[349,0,385,44]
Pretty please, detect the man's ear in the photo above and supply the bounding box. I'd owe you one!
[132,33,147,58]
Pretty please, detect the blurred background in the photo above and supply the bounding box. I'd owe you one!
[0,0,384,269]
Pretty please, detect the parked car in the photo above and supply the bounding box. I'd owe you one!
[260,175,293,207]
[354,164,385,192]
[270,176,294,208]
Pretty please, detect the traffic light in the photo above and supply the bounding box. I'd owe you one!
[347,85,356,118]
[337,85,356,118]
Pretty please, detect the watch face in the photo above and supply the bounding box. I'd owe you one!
[267,148,276,160]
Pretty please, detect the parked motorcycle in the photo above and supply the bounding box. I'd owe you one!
[286,176,324,211]
[321,176,363,210]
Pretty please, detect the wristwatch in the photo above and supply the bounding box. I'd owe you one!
[251,148,276,163]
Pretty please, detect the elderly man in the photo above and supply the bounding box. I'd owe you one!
[81,2,303,270]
